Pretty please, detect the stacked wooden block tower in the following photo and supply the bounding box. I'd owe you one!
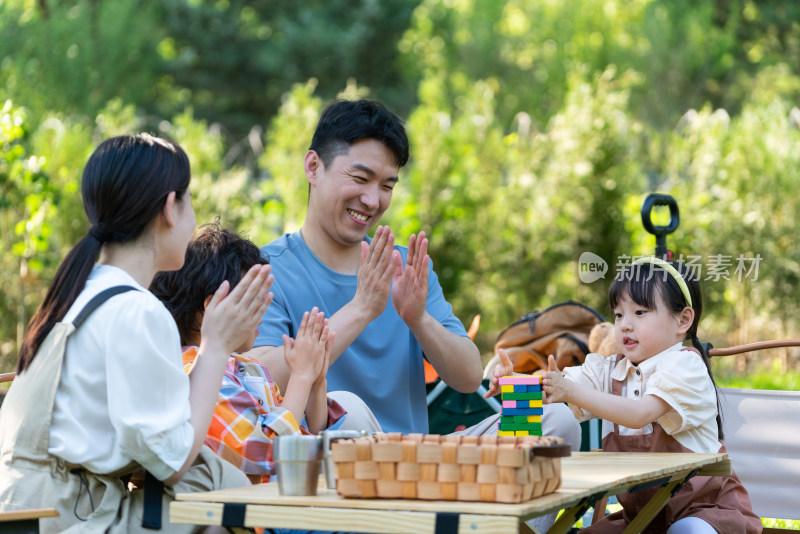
[497,375,543,437]
[330,433,568,503]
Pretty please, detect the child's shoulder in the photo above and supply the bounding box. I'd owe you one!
[652,345,708,374]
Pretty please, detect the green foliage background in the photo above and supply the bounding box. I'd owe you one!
[2,0,800,384]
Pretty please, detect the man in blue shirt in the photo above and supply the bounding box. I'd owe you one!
[248,99,579,447]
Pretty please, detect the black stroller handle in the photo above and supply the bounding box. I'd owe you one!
[641,193,680,258]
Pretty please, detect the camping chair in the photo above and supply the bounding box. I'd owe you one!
[715,350,800,531]
[588,193,800,530]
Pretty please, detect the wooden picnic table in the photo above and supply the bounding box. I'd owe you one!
[169,451,731,533]
[0,508,59,534]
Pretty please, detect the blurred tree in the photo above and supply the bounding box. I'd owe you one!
[399,0,800,131]
[256,80,326,238]
[156,0,419,144]
[0,101,53,372]
[400,0,656,129]
[659,89,800,372]
[0,0,165,125]
[0,0,419,156]
[708,0,800,110]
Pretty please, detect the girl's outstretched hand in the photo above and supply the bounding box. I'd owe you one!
[542,354,569,404]
[282,307,330,384]
[484,348,514,398]
[201,264,273,355]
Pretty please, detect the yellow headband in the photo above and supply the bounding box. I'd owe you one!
[631,256,693,308]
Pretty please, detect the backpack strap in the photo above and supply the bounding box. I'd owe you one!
[71,285,138,329]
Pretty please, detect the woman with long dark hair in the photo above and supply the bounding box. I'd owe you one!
[0,133,273,533]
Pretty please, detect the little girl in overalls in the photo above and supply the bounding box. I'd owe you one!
[0,134,273,533]
[543,257,761,534]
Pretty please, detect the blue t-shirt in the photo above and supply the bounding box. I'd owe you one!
[254,231,469,434]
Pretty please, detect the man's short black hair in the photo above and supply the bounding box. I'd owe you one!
[150,220,266,345]
[309,99,409,168]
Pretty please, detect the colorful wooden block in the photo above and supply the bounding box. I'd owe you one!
[501,415,543,424]
[499,375,546,436]
[498,375,540,385]
[501,407,544,416]
[497,422,542,432]
[500,415,542,424]
[501,399,545,409]
[516,400,543,408]
[502,392,543,400]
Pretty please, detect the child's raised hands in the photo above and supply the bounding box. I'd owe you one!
[314,327,334,387]
[282,307,331,384]
[542,354,569,404]
[201,264,274,356]
[483,348,514,398]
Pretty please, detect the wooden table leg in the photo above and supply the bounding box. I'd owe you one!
[622,469,700,534]
[542,491,606,534]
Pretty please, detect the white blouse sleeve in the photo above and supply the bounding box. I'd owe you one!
[102,293,193,480]
[647,350,717,435]
[562,353,612,422]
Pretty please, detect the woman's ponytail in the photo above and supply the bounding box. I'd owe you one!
[17,235,102,373]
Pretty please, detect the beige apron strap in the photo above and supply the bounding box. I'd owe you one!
[0,322,75,461]
[0,286,137,462]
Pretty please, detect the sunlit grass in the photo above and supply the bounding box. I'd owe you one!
[762,518,800,530]
[714,357,800,390]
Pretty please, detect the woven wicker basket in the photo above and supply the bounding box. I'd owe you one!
[330,432,570,503]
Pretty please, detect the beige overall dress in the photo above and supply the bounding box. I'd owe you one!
[582,352,762,534]
[0,286,249,533]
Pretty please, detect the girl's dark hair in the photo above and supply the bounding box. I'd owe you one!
[609,260,724,440]
[150,220,266,346]
[17,133,191,373]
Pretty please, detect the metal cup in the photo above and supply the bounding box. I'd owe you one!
[274,435,324,496]
[320,429,366,489]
